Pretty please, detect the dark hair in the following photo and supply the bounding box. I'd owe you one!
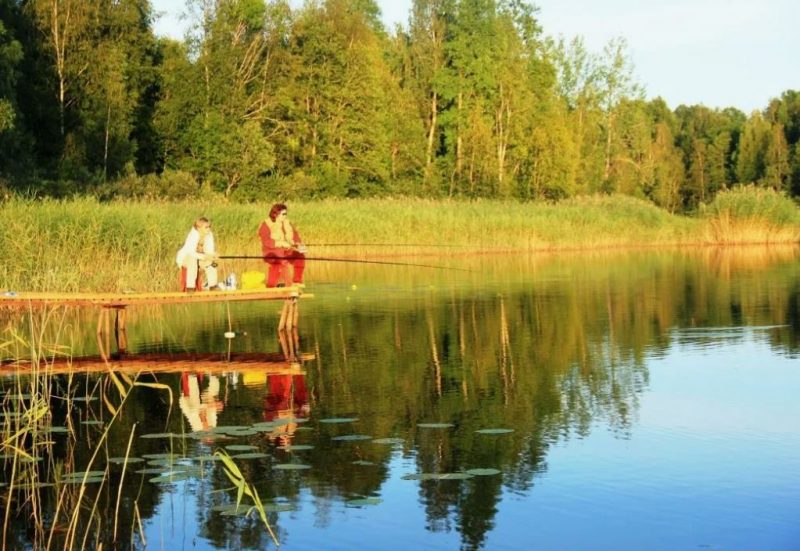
[269,203,287,222]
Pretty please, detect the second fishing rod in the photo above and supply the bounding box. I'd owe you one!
[216,254,472,272]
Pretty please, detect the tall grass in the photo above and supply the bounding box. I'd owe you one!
[702,185,800,244]
[0,190,797,292]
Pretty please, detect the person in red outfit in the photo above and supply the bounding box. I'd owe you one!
[258,203,307,288]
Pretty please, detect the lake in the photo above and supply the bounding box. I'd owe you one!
[1,248,799,550]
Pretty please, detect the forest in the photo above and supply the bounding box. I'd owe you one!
[0,0,798,211]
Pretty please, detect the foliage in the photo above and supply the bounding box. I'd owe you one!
[0,1,798,208]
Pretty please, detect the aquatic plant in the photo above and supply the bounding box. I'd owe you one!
[214,449,280,546]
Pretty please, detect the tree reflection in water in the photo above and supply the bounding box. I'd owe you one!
[0,248,798,549]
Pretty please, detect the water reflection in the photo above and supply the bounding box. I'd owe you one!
[0,248,798,550]
[180,372,224,432]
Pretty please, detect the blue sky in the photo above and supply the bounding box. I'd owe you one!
[151,0,798,113]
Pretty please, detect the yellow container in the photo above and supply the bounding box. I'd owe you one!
[241,270,266,290]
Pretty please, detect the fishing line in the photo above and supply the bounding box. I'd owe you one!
[303,243,467,247]
[217,255,473,272]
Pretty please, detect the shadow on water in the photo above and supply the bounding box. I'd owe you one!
[0,247,798,549]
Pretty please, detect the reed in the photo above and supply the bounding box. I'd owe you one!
[0,190,797,292]
[0,309,173,550]
[701,185,800,244]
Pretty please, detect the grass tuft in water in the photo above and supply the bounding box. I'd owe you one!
[214,450,279,546]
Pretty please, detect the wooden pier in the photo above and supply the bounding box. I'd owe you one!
[0,286,311,357]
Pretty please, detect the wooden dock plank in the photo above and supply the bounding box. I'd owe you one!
[1,352,313,376]
[0,287,310,308]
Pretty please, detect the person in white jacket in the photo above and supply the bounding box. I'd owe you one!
[176,217,219,290]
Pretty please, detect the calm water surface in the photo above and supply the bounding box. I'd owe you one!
[1,249,799,550]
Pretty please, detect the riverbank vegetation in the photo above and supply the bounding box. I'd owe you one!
[0,1,799,209]
[0,188,798,292]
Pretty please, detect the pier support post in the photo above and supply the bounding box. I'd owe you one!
[278,297,299,332]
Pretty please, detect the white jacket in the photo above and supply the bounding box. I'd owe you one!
[176,228,216,267]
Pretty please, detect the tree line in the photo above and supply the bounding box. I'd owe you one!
[0,0,798,210]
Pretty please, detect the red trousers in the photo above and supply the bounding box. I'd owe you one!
[265,248,305,287]
[178,266,202,291]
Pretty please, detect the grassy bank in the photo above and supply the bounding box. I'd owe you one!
[0,188,798,292]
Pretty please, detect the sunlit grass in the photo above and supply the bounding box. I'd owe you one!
[702,185,800,244]
[0,189,797,292]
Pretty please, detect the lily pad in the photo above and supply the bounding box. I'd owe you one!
[226,444,258,452]
[252,424,277,432]
[346,497,383,506]
[61,477,105,485]
[41,426,69,434]
[319,417,358,424]
[142,453,179,460]
[272,417,308,426]
[81,420,104,426]
[211,426,249,434]
[279,444,314,452]
[263,503,296,513]
[225,429,259,437]
[332,434,372,442]
[108,457,145,465]
[417,423,454,429]
[401,472,473,481]
[352,460,375,466]
[465,468,501,476]
[147,458,189,467]
[475,428,513,435]
[189,432,228,441]
[212,504,251,515]
[231,452,269,460]
[139,432,177,439]
[372,438,404,445]
[193,455,222,462]
[63,470,106,479]
[135,467,171,475]
[273,463,311,470]
[149,472,190,484]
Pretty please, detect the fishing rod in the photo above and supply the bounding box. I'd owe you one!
[303,243,467,248]
[217,255,473,272]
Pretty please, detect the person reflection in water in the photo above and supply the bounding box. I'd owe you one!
[179,373,224,432]
[263,330,309,445]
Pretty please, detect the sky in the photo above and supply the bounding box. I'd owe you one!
[151,0,798,113]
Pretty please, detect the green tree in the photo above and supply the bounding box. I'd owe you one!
[736,111,771,185]
[406,0,453,188]
[29,0,94,139]
[279,0,416,196]
[766,90,800,196]
[675,104,743,208]
[166,0,275,195]
[0,18,22,133]
[763,123,790,191]
[596,37,642,190]
[551,36,605,194]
